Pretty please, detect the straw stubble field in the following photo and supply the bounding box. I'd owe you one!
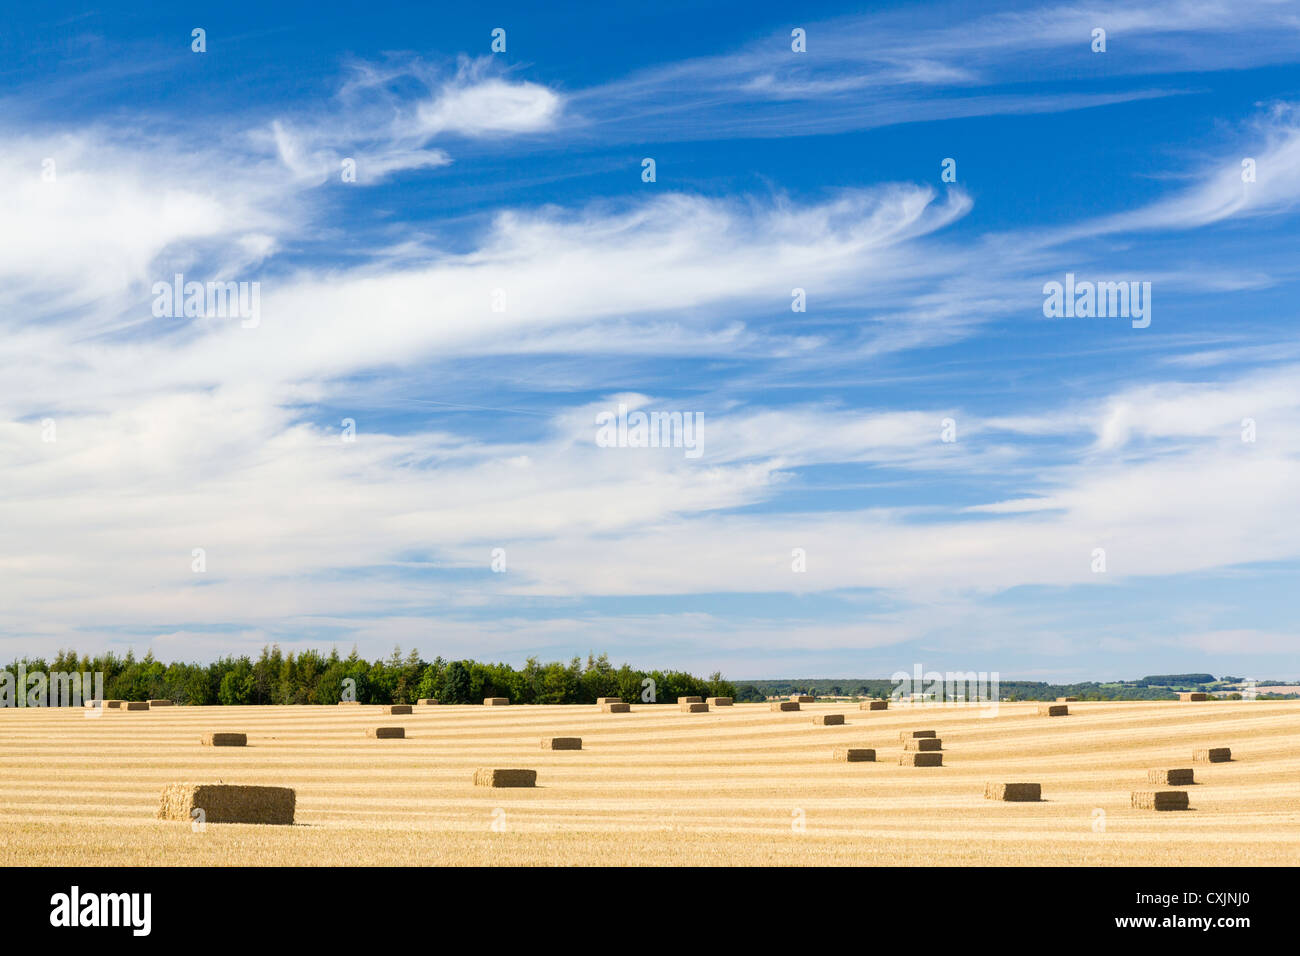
[0,700,1296,866]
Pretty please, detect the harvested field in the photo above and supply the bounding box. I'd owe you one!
[0,701,1296,865]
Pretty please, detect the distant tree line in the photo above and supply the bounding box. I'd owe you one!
[2,648,736,706]
[732,675,1297,702]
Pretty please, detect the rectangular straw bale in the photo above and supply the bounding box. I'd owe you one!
[1147,768,1194,785]
[899,752,942,767]
[985,782,1041,801]
[832,747,875,762]
[1038,704,1069,716]
[200,733,247,747]
[904,737,942,751]
[680,702,709,713]
[147,699,174,707]
[1179,692,1209,701]
[482,698,510,706]
[336,701,360,705]
[1193,747,1231,763]
[473,768,536,788]
[157,784,295,824]
[899,730,937,740]
[706,697,733,707]
[813,714,845,726]
[541,737,582,750]
[600,702,630,713]
[791,695,815,703]
[385,704,412,715]
[417,698,439,705]
[103,700,125,709]
[677,696,703,704]
[1056,697,1078,702]
[366,726,405,738]
[122,701,149,711]
[595,697,622,705]
[1131,790,1189,810]
[860,700,888,710]
[771,701,800,711]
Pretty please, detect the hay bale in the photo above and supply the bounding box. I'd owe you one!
[1147,768,1194,785]
[813,714,845,726]
[336,701,361,706]
[600,702,630,713]
[157,784,295,825]
[1056,696,1078,702]
[1131,790,1190,811]
[473,768,536,788]
[706,697,733,707]
[677,696,703,704]
[899,752,943,767]
[1179,692,1209,702]
[791,695,815,703]
[904,737,942,751]
[102,700,125,709]
[898,730,937,741]
[771,701,800,711]
[985,782,1041,801]
[595,697,622,705]
[860,700,888,710]
[365,726,405,738]
[541,737,582,750]
[680,702,709,713]
[385,704,412,715]
[122,701,149,711]
[482,698,510,706]
[1038,704,1069,716]
[1193,747,1231,763]
[417,698,439,705]
[147,699,174,707]
[832,747,875,762]
[200,733,247,747]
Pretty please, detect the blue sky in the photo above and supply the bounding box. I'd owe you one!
[3,1,1299,680]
